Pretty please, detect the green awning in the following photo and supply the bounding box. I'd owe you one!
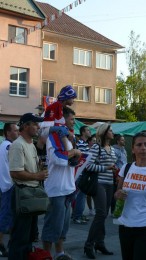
[0,121,4,130]
[0,136,4,144]
[112,121,146,136]
[74,119,96,135]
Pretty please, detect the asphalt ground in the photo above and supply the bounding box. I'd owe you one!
[35,210,122,260]
[2,211,122,260]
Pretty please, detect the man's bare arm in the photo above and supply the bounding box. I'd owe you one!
[10,170,48,181]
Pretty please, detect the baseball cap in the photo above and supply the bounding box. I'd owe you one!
[57,85,77,101]
[18,113,43,126]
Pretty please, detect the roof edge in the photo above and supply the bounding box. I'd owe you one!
[0,0,46,20]
[33,0,46,19]
[43,29,123,50]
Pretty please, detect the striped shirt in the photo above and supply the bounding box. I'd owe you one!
[86,144,117,185]
[76,139,89,153]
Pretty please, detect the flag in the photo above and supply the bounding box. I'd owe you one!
[75,152,92,181]
[43,96,56,110]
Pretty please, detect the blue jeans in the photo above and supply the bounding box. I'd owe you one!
[0,186,13,232]
[73,190,86,220]
[42,196,71,243]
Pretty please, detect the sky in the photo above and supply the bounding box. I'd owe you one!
[38,0,146,77]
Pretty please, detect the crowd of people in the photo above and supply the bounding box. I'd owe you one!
[0,85,146,260]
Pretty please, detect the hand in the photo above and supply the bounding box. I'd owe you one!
[114,189,127,200]
[113,165,118,173]
[74,149,82,159]
[36,170,48,181]
[107,164,117,171]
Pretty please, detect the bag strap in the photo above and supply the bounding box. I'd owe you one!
[95,143,101,161]
[124,163,132,179]
[98,144,101,156]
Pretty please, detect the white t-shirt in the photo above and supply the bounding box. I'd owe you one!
[44,136,75,197]
[0,140,13,192]
[118,162,146,227]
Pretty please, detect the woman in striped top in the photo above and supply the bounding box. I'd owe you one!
[84,123,117,259]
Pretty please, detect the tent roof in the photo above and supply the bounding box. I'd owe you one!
[0,119,96,135]
[111,121,146,136]
[1,119,145,137]
[0,121,4,130]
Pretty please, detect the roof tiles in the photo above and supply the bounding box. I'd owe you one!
[37,1,122,49]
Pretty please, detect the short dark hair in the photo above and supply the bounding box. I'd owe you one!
[132,132,146,147]
[3,123,14,138]
[88,134,96,142]
[63,107,75,118]
[132,131,146,161]
[115,134,123,143]
[80,125,88,136]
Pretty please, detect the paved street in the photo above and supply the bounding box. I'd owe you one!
[39,214,122,260]
[2,212,122,260]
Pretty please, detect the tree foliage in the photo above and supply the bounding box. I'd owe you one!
[116,31,146,121]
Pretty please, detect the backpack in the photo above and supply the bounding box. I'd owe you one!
[123,163,132,179]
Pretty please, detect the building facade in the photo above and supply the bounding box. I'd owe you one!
[0,0,45,121]
[0,0,123,123]
[38,2,123,123]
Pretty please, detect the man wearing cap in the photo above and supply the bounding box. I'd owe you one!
[8,113,48,260]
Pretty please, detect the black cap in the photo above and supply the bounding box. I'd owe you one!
[18,113,43,126]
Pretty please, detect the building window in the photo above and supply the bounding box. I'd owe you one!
[43,43,57,60]
[74,85,90,101]
[73,48,92,67]
[9,67,28,96]
[95,87,112,104]
[96,52,113,70]
[42,81,55,97]
[8,25,27,44]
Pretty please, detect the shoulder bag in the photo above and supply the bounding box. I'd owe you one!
[77,168,98,196]
[15,183,50,216]
[77,144,101,197]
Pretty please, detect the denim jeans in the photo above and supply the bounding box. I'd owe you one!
[86,183,113,246]
[42,195,71,243]
[0,186,13,232]
[73,190,86,220]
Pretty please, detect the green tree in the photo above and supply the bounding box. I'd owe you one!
[116,31,146,121]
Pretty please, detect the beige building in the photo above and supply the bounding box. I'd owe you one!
[38,2,123,123]
[0,0,45,121]
[0,0,123,123]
